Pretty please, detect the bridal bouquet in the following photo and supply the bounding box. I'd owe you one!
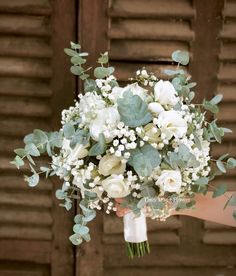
[12,42,236,258]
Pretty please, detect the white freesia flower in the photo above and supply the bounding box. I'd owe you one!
[62,138,88,164]
[157,110,187,139]
[148,102,164,115]
[109,83,148,103]
[156,170,182,193]
[154,80,178,106]
[89,106,120,142]
[102,175,130,198]
[98,154,126,176]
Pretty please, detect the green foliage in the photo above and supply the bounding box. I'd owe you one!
[166,144,200,170]
[98,52,109,64]
[171,50,190,65]
[128,144,161,177]
[117,91,152,128]
[94,66,114,79]
[24,174,39,187]
[63,123,75,138]
[88,133,106,156]
[208,121,223,143]
[212,184,227,198]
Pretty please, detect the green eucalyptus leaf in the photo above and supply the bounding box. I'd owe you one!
[84,78,97,92]
[82,233,91,242]
[226,157,236,169]
[98,52,109,64]
[14,148,26,157]
[117,92,152,128]
[195,177,209,185]
[74,214,83,224]
[224,193,236,209]
[94,67,108,79]
[210,94,223,105]
[172,50,189,65]
[63,123,75,139]
[71,56,86,65]
[128,144,161,177]
[73,224,89,235]
[25,143,40,157]
[164,69,185,76]
[88,133,106,156]
[212,184,227,198]
[55,189,67,200]
[25,173,39,187]
[70,65,84,75]
[70,42,81,50]
[216,160,226,173]
[69,234,83,245]
[10,156,24,169]
[64,48,77,56]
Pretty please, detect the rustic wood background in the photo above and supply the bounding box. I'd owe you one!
[0,0,236,275]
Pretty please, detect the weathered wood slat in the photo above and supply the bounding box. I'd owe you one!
[0,15,51,36]
[218,84,236,101]
[212,143,236,157]
[0,117,48,136]
[104,244,236,267]
[210,178,236,190]
[0,225,52,240]
[218,63,236,82]
[219,43,236,61]
[217,103,236,122]
[0,0,51,15]
[0,36,52,58]
[0,136,23,153]
[103,215,181,234]
[109,0,195,19]
[0,97,51,118]
[0,176,52,191]
[0,57,51,78]
[204,221,233,230]
[203,231,236,244]
[103,232,180,245]
[223,1,236,18]
[0,269,46,276]
[0,191,52,208]
[110,40,188,61]
[109,19,194,41]
[220,21,236,41]
[0,240,51,263]
[0,208,52,226]
[0,77,51,97]
[104,267,236,276]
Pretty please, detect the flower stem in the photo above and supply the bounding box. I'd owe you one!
[125,241,150,259]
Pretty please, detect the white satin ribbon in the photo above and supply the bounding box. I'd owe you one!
[123,211,147,243]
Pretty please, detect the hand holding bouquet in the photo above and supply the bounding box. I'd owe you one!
[12,43,236,258]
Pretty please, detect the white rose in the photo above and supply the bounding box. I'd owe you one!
[154,80,178,106]
[89,106,120,142]
[98,154,126,176]
[102,175,130,198]
[157,110,187,139]
[109,83,149,103]
[148,102,164,115]
[156,170,182,193]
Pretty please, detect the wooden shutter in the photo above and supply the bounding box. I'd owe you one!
[203,0,236,247]
[79,0,236,275]
[0,1,76,275]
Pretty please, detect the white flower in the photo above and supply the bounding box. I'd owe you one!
[156,170,182,193]
[98,154,126,176]
[102,175,130,198]
[148,102,164,115]
[154,80,178,106]
[89,106,120,142]
[79,92,106,124]
[157,110,187,140]
[109,83,148,103]
[62,139,88,164]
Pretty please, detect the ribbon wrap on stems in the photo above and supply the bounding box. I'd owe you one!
[123,210,150,258]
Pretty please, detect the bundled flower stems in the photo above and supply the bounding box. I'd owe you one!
[12,42,236,258]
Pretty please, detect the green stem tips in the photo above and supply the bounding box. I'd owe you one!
[125,241,150,259]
